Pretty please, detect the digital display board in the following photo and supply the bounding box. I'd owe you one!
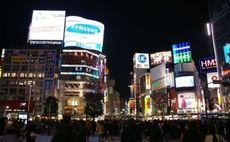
[64,16,104,52]
[175,76,194,88]
[150,51,172,65]
[178,93,196,109]
[223,43,230,64]
[29,10,66,41]
[172,42,192,64]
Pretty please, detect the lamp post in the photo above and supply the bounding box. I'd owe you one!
[207,22,224,111]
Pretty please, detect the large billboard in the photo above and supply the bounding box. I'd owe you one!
[150,51,172,66]
[134,53,149,69]
[172,42,192,64]
[28,10,66,41]
[64,16,104,52]
[178,92,196,110]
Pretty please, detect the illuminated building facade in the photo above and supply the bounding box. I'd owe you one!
[0,48,58,118]
[208,0,230,110]
[0,12,107,119]
[60,49,107,117]
[60,16,106,118]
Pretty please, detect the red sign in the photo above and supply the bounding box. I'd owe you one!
[0,100,34,112]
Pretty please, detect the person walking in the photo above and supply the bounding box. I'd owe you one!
[96,120,104,142]
[51,115,79,142]
[204,124,224,142]
[121,118,142,142]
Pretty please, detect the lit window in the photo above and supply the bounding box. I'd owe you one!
[20,73,24,77]
[29,73,33,77]
[3,73,7,77]
[11,73,16,77]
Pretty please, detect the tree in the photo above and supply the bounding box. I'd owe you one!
[84,92,103,119]
[44,96,58,116]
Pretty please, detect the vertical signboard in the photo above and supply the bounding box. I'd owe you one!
[172,42,192,64]
[45,51,56,78]
[145,73,151,89]
[223,43,230,64]
[44,80,54,99]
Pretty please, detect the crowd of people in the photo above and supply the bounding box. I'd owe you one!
[0,115,230,142]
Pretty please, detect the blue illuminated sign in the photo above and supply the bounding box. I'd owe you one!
[67,24,101,34]
[44,79,54,99]
[223,43,230,64]
[138,54,147,63]
[45,51,56,78]
[172,42,192,64]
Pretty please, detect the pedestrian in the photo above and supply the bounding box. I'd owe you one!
[96,120,104,142]
[204,124,224,142]
[0,117,6,141]
[121,118,142,142]
[51,115,79,142]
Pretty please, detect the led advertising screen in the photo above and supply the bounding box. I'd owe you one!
[175,76,194,88]
[134,53,150,69]
[223,43,230,64]
[64,16,104,52]
[172,42,192,64]
[29,10,66,41]
[199,57,217,73]
[178,93,196,109]
[150,51,172,65]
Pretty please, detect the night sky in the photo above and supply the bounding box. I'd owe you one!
[1,0,213,98]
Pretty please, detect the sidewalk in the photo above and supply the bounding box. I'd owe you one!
[0,134,179,142]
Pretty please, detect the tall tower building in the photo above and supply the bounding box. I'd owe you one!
[60,16,106,118]
[208,0,230,110]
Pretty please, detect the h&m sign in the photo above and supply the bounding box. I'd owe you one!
[199,57,217,73]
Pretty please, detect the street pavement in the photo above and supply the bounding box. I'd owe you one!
[0,134,179,142]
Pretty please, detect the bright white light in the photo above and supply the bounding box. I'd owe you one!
[206,23,211,36]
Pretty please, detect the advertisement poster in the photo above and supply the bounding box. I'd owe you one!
[178,93,196,109]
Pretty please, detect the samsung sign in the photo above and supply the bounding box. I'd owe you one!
[64,16,104,52]
[199,57,217,73]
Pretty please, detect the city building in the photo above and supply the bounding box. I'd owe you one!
[0,48,59,119]
[208,0,230,111]
[0,11,107,119]
[105,79,121,118]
